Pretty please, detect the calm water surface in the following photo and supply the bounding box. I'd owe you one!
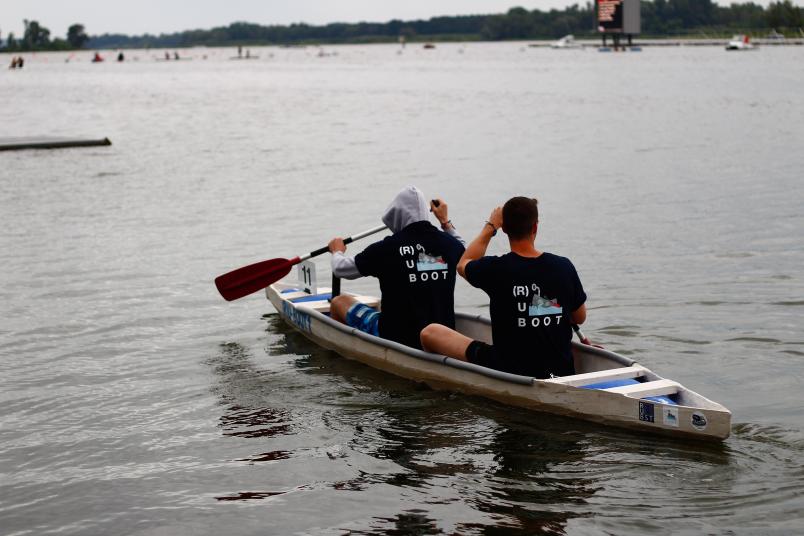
[1,43,803,535]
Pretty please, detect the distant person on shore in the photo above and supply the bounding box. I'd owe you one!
[327,186,466,350]
[9,57,18,69]
[165,51,170,60]
[92,52,103,63]
[174,51,179,60]
[238,45,243,58]
[117,52,125,62]
[420,196,587,379]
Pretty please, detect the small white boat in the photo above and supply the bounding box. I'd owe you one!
[726,35,757,50]
[267,282,731,441]
[551,34,583,49]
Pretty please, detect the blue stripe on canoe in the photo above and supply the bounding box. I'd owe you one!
[289,293,332,303]
[581,378,640,390]
[281,288,301,294]
[581,378,677,406]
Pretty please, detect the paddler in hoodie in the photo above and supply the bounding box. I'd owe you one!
[327,186,465,349]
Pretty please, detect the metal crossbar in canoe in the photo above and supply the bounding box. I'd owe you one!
[267,282,731,441]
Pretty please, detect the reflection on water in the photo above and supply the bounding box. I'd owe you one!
[209,313,804,534]
[202,316,748,533]
[215,490,288,502]
[209,341,296,439]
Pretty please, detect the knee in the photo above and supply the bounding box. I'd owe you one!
[331,295,350,309]
[330,295,353,322]
[420,323,445,351]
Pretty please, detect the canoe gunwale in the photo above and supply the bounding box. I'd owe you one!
[293,301,537,386]
[272,286,641,386]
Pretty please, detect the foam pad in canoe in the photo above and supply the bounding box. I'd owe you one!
[289,293,332,303]
[581,378,677,405]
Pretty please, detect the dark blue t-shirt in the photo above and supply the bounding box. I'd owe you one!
[354,221,465,349]
[464,252,586,378]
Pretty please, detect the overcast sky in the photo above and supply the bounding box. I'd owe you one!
[3,0,799,39]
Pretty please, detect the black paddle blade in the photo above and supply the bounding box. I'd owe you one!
[215,257,297,301]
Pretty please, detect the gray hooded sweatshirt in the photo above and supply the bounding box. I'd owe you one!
[331,186,464,279]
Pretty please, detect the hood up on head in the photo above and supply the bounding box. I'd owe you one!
[382,185,429,233]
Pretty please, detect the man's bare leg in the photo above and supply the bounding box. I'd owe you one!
[330,295,358,323]
[420,323,474,362]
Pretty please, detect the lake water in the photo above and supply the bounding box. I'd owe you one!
[1,42,803,535]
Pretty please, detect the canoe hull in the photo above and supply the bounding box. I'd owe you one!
[268,284,731,441]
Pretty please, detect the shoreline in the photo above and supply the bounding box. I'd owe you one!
[3,36,804,54]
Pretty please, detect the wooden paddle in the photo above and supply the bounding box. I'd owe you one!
[215,225,387,301]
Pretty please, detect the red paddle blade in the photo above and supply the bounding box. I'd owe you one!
[215,257,298,301]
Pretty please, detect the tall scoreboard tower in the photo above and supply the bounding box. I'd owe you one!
[597,0,641,49]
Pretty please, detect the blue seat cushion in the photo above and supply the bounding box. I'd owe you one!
[289,293,332,303]
[581,378,677,405]
[581,378,640,390]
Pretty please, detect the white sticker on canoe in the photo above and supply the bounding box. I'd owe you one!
[663,407,679,427]
[691,412,708,431]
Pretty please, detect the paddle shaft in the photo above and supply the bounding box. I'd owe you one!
[572,324,591,346]
[301,224,387,261]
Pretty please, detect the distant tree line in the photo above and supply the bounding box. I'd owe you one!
[2,1,802,51]
[86,16,490,49]
[480,1,803,39]
[640,0,803,36]
[2,20,87,51]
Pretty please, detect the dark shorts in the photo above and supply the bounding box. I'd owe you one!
[345,302,381,337]
[465,340,498,368]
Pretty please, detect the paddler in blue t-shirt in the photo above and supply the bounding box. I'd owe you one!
[327,186,466,349]
[420,196,587,379]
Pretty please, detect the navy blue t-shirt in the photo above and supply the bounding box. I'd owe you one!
[464,252,586,378]
[354,221,465,349]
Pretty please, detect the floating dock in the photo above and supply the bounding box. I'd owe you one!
[0,137,112,152]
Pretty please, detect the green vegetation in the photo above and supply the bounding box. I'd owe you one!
[2,1,803,52]
[640,0,802,36]
[67,24,89,49]
[3,19,75,51]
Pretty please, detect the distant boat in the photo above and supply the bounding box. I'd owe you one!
[726,35,757,51]
[423,43,436,49]
[232,49,259,60]
[551,35,583,49]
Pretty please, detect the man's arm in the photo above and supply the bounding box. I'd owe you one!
[571,303,586,325]
[328,238,362,280]
[457,206,502,278]
[430,198,465,246]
